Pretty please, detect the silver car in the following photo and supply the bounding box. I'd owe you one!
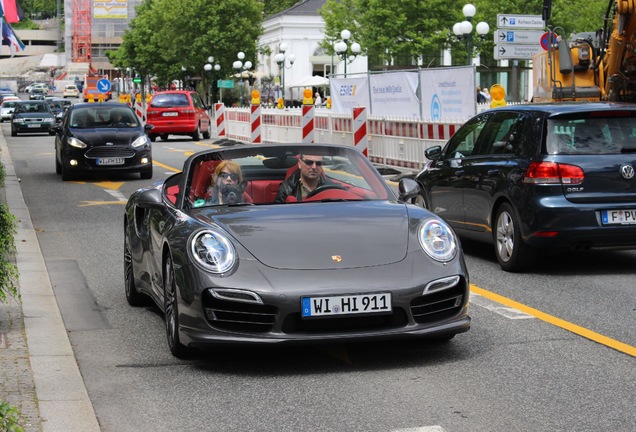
[0,99,19,122]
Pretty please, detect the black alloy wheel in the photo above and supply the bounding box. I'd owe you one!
[124,223,145,306]
[164,256,191,358]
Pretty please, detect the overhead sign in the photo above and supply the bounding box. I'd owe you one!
[97,79,111,93]
[494,29,545,44]
[494,44,544,60]
[497,14,544,29]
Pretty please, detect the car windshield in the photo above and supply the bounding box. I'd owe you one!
[70,107,139,129]
[1,101,17,108]
[183,145,392,209]
[547,114,636,154]
[15,103,49,113]
[151,93,189,108]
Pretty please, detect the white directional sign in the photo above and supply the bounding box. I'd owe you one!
[494,29,545,45]
[494,44,544,60]
[497,14,544,29]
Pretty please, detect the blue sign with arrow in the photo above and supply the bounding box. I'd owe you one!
[97,78,111,93]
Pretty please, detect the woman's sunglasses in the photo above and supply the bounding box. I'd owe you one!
[219,172,239,181]
[301,158,324,167]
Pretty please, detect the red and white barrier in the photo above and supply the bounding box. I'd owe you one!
[134,100,145,123]
[215,103,226,137]
[251,103,261,144]
[352,107,368,157]
[302,105,315,144]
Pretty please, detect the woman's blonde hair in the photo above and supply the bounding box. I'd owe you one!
[212,160,242,185]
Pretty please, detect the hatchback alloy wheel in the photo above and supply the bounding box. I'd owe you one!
[494,203,537,272]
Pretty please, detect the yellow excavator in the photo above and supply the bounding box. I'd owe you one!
[533,0,636,102]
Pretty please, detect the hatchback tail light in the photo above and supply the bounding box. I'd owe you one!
[181,109,196,114]
[522,162,584,185]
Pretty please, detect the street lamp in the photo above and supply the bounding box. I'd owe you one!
[204,56,220,107]
[334,29,361,78]
[274,43,295,104]
[233,52,252,107]
[181,66,187,90]
[453,4,489,65]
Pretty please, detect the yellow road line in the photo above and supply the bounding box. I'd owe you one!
[153,160,181,173]
[470,284,636,358]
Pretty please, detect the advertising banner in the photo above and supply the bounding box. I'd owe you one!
[329,77,370,114]
[419,66,476,121]
[369,72,419,117]
[94,0,128,19]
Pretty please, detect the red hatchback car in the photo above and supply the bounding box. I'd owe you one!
[146,90,211,141]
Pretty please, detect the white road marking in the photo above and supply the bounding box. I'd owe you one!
[104,189,127,202]
[470,292,535,319]
[392,427,447,432]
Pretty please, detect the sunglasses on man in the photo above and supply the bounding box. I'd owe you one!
[301,158,324,167]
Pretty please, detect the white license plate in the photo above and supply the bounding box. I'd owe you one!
[602,209,636,225]
[97,158,125,166]
[27,124,41,128]
[162,112,178,117]
[301,293,392,318]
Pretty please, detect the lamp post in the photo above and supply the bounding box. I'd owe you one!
[452,4,489,65]
[181,66,187,90]
[204,56,220,107]
[334,29,361,78]
[274,43,295,104]
[233,52,253,107]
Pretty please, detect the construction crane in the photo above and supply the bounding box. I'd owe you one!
[71,0,92,64]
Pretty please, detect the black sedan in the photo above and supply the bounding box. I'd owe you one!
[53,102,153,180]
[10,100,56,136]
[413,102,636,272]
[125,143,470,357]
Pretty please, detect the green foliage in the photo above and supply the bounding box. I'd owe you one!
[320,0,610,68]
[0,401,25,432]
[0,163,19,305]
[114,0,264,87]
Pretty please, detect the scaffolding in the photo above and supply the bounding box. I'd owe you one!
[71,0,92,63]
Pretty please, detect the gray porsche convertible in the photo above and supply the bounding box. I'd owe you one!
[124,143,470,357]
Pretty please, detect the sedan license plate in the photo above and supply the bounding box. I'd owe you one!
[27,124,41,128]
[97,157,125,166]
[302,293,391,318]
[162,112,178,117]
[602,209,636,225]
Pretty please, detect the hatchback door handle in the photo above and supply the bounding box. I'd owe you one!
[487,169,500,175]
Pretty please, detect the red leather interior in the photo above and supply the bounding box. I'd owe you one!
[189,160,219,202]
[166,185,179,205]
[245,180,283,204]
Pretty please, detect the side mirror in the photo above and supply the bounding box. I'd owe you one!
[144,123,154,132]
[425,145,442,161]
[398,178,421,202]
[137,188,164,209]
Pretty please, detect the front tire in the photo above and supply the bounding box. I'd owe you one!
[124,224,145,306]
[164,256,191,358]
[494,202,537,272]
[140,166,153,180]
[191,125,202,141]
[202,127,211,139]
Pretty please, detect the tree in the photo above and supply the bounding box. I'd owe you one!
[113,0,264,87]
[320,0,610,69]
[262,0,298,17]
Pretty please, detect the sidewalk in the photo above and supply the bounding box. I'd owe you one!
[0,130,100,431]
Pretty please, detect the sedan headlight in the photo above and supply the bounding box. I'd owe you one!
[189,229,236,274]
[418,218,457,262]
[13,118,25,123]
[131,135,150,148]
[68,137,87,148]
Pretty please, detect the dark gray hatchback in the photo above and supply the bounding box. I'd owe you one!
[412,102,636,272]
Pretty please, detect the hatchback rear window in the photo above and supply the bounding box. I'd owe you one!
[546,116,636,155]
[151,94,190,108]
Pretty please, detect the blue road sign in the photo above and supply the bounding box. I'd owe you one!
[97,79,111,93]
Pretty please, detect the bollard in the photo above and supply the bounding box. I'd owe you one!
[301,88,315,144]
[352,107,368,157]
[215,103,226,137]
[251,90,262,144]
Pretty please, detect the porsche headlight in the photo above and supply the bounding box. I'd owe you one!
[68,137,87,148]
[418,218,457,262]
[189,229,236,274]
[131,135,150,148]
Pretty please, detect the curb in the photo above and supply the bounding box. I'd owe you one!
[0,131,100,431]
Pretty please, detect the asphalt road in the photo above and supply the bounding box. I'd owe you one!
[3,122,636,432]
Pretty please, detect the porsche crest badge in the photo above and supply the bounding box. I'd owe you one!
[331,255,342,263]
